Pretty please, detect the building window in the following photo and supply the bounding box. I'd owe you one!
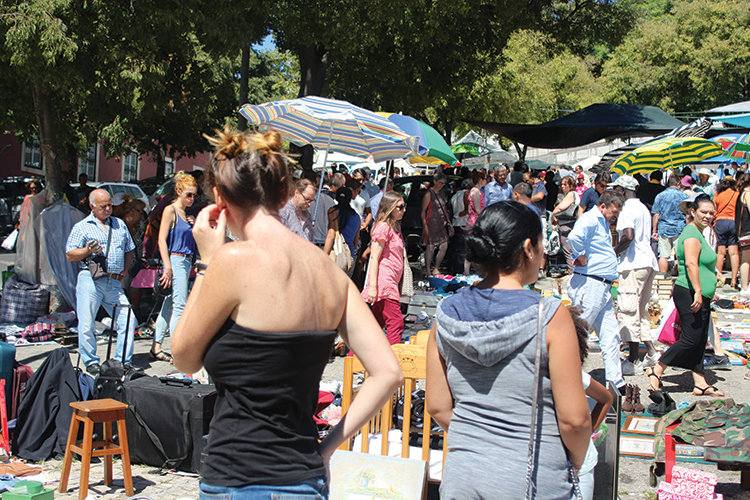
[22,140,43,170]
[79,143,97,179]
[123,152,138,182]
[165,158,175,176]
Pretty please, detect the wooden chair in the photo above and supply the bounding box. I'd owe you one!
[339,343,447,480]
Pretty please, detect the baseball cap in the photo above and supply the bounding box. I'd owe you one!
[608,175,639,191]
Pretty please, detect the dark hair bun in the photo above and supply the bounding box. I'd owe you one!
[465,201,542,272]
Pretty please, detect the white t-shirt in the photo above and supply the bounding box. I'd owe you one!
[351,191,370,220]
[616,197,659,273]
[451,189,468,227]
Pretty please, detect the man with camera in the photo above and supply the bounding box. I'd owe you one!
[66,189,137,375]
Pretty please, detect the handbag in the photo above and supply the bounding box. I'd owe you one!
[400,244,414,298]
[657,303,681,346]
[330,231,352,274]
[555,201,578,222]
[525,298,582,500]
[86,219,112,280]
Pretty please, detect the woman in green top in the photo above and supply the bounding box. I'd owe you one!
[647,193,724,397]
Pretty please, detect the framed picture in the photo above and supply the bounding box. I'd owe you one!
[620,436,655,458]
[622,416,658,436]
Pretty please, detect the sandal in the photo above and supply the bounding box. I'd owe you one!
[693,385,725,397]
[646,368,663,391]
[149,348,174,364]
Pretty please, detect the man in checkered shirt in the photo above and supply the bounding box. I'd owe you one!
[66,189,138,375]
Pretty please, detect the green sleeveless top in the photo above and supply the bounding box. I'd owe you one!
[675,224,717,298]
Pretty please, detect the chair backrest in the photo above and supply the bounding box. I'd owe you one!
[408,329,430,345]
[339,344,447,470]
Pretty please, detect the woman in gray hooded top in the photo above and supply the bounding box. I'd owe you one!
[426,200,591,500]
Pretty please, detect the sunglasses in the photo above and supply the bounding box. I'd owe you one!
[396,204,406,210]
[184,192,197,199]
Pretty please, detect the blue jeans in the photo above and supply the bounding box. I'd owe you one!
[567,273,624,388]
[199,477,328,500]
[75,271,136,366]
[154,255,192,344]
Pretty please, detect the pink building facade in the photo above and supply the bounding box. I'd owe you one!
[0,131,212,181]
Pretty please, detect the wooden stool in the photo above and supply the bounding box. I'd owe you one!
[59,399,134,500]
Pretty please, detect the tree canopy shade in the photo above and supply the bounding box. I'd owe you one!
[464,103,685,149]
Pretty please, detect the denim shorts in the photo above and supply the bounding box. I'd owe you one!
[199,477,328,500]
[715,219,738,247]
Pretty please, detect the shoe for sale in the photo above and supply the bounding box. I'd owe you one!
[621,359,636,376]
[643,351,661,368]
[632,385,645,413]
[622,384,634,412]
[704,355,732,370]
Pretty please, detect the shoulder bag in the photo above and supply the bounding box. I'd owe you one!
[87,219,112,280]
[555,197,579,222]
[329,210,352,274]
[525,298,582,500]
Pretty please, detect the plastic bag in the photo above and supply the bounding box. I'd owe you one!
[1,229,18,251]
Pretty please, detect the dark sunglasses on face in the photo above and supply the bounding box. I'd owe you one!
[184,192,197,199]
[396,204,406,210]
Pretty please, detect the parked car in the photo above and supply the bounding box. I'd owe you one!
[136,175,173,196]
[392,175,463,262]
[96,183,150,210]
[0,177,45,237]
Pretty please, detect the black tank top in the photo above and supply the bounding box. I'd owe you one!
[201,319,337,487]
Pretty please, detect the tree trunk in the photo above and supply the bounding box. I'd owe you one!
[238,42,250,131]
[292,44,329,170]
[32,86,61,204]
[512,141,527,162]
[296,44,329,98]
[154,145,166,180]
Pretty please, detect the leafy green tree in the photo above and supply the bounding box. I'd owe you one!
[0,0,93,201]
[601,0,750,113]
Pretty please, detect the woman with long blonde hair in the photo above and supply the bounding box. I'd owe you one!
[364,191,407,344]
[152,171,198,363]
[172,128,402,499]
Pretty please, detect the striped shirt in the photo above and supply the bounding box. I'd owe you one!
[66,213,135,274]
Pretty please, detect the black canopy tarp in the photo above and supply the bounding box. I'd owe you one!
[464,103,686,149]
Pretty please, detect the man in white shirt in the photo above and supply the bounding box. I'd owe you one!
[611,176,660,375]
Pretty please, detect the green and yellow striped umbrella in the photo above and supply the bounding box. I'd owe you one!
[611,137,725,176]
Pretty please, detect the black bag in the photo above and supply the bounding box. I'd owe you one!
[123,376,217,472]
[93,304,143,401]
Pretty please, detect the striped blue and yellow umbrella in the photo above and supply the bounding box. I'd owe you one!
[239,96,420,163]
[611,137,726,176]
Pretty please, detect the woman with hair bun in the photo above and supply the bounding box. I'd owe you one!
[172,127,403,499]
[151,171,197,364]
[426,200,591,500]
[363,191,407,345]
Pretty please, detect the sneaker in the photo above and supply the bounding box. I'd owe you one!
[643,351,661,368]
[86,363,101,376]
[704,355,732,369]
[632,359,645,372]
[621,359,636,376]
[739,288,750,298]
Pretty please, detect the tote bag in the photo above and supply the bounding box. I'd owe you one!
[657,304,681,346]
